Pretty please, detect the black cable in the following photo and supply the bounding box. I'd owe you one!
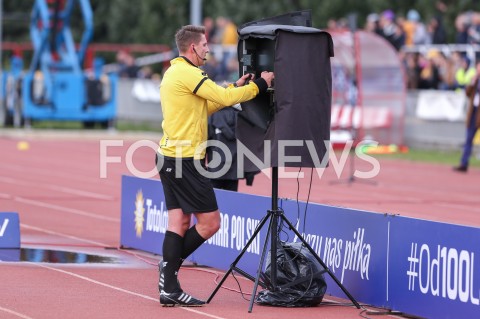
[231,271,250,302]
[258,168,322,308]
[277,206,290,242]
[296,167,302,223]
[302,168,314,233]
[261,168,315,307]
[359,304,410,318]
[359,309,373,319]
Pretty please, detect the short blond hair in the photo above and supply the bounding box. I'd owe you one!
[175,25,205,53]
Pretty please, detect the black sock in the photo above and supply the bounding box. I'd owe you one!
[181,225,207,260]
[162,231,184,293]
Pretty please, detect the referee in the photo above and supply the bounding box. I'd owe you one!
[156,25,274,307]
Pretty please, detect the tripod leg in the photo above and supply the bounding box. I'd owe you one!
[248,214,275,313]
[279,213,361,309]
[207,211,271,303]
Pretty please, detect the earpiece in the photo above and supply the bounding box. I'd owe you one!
[193,46,207,61]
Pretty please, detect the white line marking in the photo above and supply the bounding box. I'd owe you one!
[45,185,114,201]
[32,263,227,319]
[15,197,119,222]
[0,162,116,188]
[0,219,9,237]
[0,176,114,201]
[0,192,12,199]
[0,306,34,319]
[21,224,109,247]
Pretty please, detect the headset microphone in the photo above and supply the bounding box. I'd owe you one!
[193,47,207,61]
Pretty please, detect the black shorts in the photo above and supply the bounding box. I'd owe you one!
[156,154,218,214]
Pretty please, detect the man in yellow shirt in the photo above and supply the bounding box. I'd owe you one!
[156,24,274,307]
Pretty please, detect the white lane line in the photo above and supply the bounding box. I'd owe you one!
[0,306,34,319]
[21,224,109,247]
[0,176,114,201]
[0,192,12,199]
[15,197,119,222]
[32,263,227,319]
[0,162,116,188]
[48,185,115,200]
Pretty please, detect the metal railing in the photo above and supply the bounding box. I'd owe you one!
[401,43,480,61]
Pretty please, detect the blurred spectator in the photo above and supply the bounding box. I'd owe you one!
[403,52,421,89]
[203,16,218,43]
[467,13,480,45]
[407,9,430,45]
[215,16,238,46]
[215,16,238,80]
[327,19,339,31]
[429,1,447,44]
[455,14,470,44]
[225,56,240,82]
[455,55,476,91]
[454,61,480,172]
[336,18,349,30]
[332,64,348,101]
[151,73,162,84]
[116,50,140,78]
[428,16,447,44]
[203,53,221,81]
[418,49,441,89]
[365,13,382,35]
[138,66,153,79]
[379,10,405,50]
[401,14,415,46]
[437,52,457,90]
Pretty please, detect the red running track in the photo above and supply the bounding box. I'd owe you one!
[0,132,478,319]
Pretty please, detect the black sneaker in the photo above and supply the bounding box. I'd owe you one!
[160,290,206,307]
[453,165,468,172]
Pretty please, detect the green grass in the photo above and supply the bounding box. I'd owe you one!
[31,121,84,130]
[373,148,480,168]
[115,121,162,132]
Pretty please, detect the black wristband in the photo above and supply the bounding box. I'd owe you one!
[253,78,268,93]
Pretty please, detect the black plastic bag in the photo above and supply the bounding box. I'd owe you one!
[256,241,327,307]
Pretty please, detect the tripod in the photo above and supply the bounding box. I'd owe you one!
[207,167,361,312]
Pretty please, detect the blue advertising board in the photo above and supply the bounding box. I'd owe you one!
[120,175,480,318]
[120,176,168,255]
[389,217,480,318]
[0,249,21,261]
[279,199,389,306]
[0,212,20,249]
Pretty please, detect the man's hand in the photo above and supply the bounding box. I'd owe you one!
[260,71,274,87]
[235,73,255,87]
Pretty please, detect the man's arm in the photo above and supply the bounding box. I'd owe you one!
[197,78,268,109]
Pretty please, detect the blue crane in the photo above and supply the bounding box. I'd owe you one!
[20,0,117,128]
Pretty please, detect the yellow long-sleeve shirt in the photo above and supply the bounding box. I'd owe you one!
[158,57,265,159]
